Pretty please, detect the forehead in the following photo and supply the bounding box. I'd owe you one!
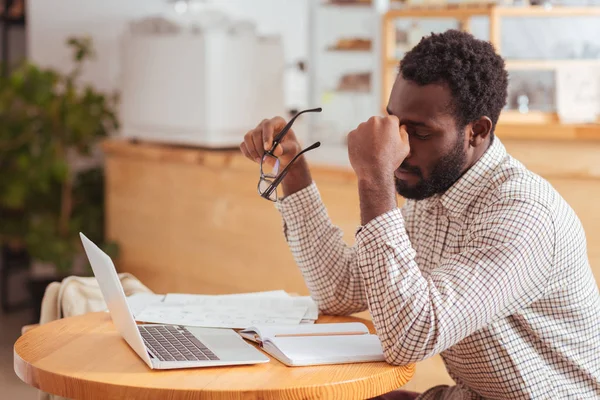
[387,76,454,126]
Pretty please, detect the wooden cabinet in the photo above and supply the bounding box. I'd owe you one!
[102,140,361,295]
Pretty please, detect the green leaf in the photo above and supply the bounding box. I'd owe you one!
[0,35,120,268]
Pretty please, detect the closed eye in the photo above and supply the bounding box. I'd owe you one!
[406,126,431,140]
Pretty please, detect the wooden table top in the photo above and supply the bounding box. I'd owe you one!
[14,312,415,400]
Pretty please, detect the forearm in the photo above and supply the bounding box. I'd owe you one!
[281,156,313,197]
[357,222,439,364]
[357,177,397,226]
[276,184,368,315]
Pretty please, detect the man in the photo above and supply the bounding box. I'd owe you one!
[240,30,600,399]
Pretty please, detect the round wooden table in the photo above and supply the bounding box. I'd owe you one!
[14,312,415,399]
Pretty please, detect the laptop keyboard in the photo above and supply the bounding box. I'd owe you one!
[139,325,220,362]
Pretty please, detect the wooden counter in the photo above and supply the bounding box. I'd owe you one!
[103,136,600,294]
[102,135,600,394]
[102,139,360,296]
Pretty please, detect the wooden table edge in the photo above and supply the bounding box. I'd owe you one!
[14,313,416,399]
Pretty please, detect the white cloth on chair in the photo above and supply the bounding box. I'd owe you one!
[37,273,153,400]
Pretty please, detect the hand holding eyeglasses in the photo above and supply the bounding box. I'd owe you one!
[240,108,322,202]
[241,117,301,167]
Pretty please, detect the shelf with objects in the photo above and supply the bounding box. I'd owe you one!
[0,0,30,316]
[306,0,395,166]
[381,3,600,140]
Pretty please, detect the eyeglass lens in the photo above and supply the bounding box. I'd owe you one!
[260,153,280,178]
[258,178,277,202]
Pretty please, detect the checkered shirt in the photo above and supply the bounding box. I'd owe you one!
[275,137,600,399]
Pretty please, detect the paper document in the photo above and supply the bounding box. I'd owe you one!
[132,290,319,329]
[126,293,165,316]
[294,296,319,321]
[164,292,319,321]
[135,304,308,329]
[165,293,309,310]
[164,291,288,304]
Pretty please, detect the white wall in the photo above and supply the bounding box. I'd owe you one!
[27,0,600,148]
[27,0,309,108]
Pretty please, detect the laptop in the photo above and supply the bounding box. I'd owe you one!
[79,232,270,369]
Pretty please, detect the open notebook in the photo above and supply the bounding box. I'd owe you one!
[239,322,385,366]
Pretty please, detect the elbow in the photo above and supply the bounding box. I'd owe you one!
[378,313,441,365]
[316,299,361,316]
[382,346,428,366]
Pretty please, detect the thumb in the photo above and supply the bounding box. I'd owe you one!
[399,125,409,141]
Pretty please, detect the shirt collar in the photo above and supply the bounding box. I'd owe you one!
[437,137,507,216]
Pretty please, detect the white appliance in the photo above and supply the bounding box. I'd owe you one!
[119,12,286,148]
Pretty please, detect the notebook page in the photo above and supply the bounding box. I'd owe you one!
[241,322,370,341]
[269,335,385,366]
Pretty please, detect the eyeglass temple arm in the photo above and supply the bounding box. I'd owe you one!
[270,107,322,151]
[262,142,321,199]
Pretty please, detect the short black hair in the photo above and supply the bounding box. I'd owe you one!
[400,30,508,134]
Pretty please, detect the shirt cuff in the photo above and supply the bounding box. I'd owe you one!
[355,208,408,251]
[274,182,322,223]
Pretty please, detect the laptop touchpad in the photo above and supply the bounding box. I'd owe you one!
[187,327,265,360]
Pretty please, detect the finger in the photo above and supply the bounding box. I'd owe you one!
[272,143,284,157]
[262,117,287,151]
[273,140,296,158]
[251,129,265,160]
[239,142,253,162]
[244,131,261,162]
[387,114,400,124]
[399,125,411,157]
[399,124,409,142]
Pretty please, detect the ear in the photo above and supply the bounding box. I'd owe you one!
[468,117,492,147]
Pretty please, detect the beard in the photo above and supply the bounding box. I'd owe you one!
[395,136,467,200]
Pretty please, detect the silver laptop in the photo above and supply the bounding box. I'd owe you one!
[79,232,270,369]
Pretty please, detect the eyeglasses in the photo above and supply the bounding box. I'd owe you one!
[258,107,322,202]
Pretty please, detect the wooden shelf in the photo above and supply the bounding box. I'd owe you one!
[332,88,372,94]
[1,15,25,25]
[496,120,600,141]
[500,110,559,124]
[384,5,600,19]
[496,5,600,17]
[505,59,600,70]
[321,1,372,7]
[385,4,493,18]
[386,58,600,71]
[500,110,600,126]
[381,5,600,127]
[327,47,372,52]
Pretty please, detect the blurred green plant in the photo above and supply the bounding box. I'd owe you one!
[0,36,120,275]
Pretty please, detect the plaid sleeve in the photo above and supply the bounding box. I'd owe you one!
[355,199,555,366]
[275,183,368,315]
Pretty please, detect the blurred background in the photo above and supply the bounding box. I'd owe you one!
[2,0,600,397]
